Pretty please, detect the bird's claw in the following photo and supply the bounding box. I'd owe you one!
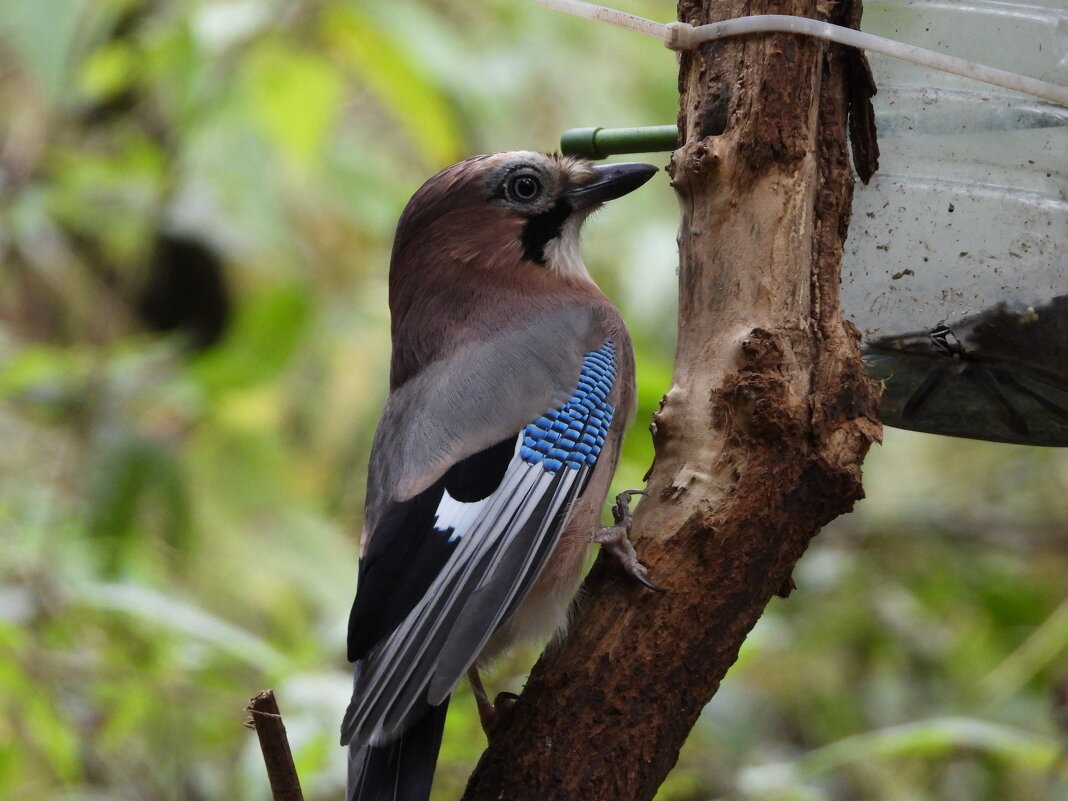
[610,488,646,527]
[594,490,665,592]
[493,691,521,716]
[469,669,522,740]
[478,692,521,739]
[629,566,666,593]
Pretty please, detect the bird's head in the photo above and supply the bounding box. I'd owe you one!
[391,151,657,282]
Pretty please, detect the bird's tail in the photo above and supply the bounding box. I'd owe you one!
[346,698,450,801]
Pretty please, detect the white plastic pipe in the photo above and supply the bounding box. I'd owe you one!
[534,0,1068,108]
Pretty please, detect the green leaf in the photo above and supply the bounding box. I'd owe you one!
[242,39,343,169]
[797,716,1061,776]
[81,582,292,673]
[81,39,138,101]
[87,434,192,576]
[323,5,463,167]
[190,284,312,393]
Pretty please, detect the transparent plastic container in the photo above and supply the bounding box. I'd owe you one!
[842,0,1068,445]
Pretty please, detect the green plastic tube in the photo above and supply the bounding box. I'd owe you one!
[560,125,679,159]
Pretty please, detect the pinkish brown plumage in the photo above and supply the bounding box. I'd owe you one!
[342,151,657,801]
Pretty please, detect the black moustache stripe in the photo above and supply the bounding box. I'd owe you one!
[520,199,572,266]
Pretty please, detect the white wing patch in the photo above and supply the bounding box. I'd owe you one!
[434,491,489,543]
[342,340,617,750]
[342,434,589,747]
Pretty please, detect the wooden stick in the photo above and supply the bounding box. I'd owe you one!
[245,690,305,801]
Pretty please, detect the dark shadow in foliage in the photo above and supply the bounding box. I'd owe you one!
[138,233,233,352]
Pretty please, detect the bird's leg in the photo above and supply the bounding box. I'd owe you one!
[592,489,664,592]
[467,667,521,740]
[467,666,496,735]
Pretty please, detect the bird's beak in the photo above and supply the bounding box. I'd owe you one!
[565,162,658,210]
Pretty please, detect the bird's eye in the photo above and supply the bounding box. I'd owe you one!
[507,174,542,202]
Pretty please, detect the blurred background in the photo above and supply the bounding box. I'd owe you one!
[0,1,1065,799]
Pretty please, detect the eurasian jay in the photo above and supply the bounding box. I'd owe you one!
[341,151,658,801]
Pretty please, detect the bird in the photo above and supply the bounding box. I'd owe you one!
[341,151,658,801]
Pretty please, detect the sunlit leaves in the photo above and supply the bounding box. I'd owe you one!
[191,284,312,393]
[322,4,463,168]
[46,133,167,263]
[242,39,343,171]
[81,38,138,102]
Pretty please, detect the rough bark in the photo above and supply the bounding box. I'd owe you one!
[460,0,882,798]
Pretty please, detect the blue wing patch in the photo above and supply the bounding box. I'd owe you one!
[344,338,621,751]
[520,339,615,473]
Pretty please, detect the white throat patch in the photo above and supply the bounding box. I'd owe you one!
[542,214,593,281]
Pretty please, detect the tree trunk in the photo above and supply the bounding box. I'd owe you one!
[460,0,882,798]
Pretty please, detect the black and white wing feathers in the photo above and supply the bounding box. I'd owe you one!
[342,339,618,748]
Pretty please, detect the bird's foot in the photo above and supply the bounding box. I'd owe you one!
[468,668,521,739]
[592,490,664,592]
[490,691,521,731]
[474,692,521,739]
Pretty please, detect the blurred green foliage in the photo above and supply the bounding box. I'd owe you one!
[0,1,1065,800]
